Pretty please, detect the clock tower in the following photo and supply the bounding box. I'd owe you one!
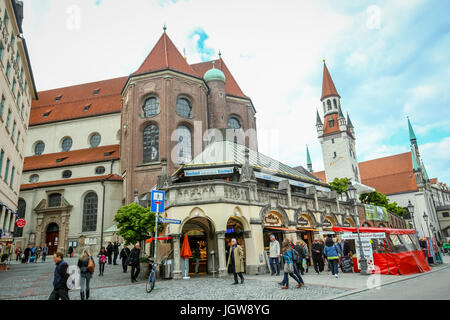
[316,61,361,183]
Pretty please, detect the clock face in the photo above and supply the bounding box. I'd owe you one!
[330,156,344,166]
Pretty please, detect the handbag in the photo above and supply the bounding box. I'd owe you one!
[284,261,294,273]
[88,257,95,273]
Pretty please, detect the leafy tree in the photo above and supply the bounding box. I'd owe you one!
[114,203,164,246]
[360,191,407,217]
[329,177,351,195]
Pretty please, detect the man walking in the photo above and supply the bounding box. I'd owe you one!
[311,237,324,274]
[269,235,281,276]
[106,242,113,265]
[119,245,131,273]
[15,247,22,261]
[42,245,48,262]
[129,244,141,283]
[48,252,70,300]
[113,242,119,265]
[24,245,31,263]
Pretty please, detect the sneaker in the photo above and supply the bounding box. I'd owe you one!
[334,274,339,278]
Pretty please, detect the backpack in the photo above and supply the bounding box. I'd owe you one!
[291,248,300,262]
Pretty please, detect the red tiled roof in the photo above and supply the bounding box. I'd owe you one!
[321,63,340,101]
[313,170,326,182]
[191,59,247,99]
[430,178,438,184]
[359,152,417,195]
[20,174,122,191]
[133,32,198,77]
[30,76,127,126]
[323,113,340,135]
[23,145,120,171]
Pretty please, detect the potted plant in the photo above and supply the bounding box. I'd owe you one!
[139,256,150,280]
[0,254,9,271]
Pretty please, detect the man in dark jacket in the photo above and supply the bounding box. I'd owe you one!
[106,242,113,265]
[113,242,120,265]
[120,245,131,273]
[311,238,324,274]
[24,246,31,263]
[48,252,70,300]
[129,244,141,283]
[293,242,305,275]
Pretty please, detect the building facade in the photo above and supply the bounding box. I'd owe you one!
[0,0,37,244]
[430,178,450,240]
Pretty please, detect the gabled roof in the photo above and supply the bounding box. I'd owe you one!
[30,76,127,126]
[321,62,340,100]
[133,32,198,78]
[23,145,120,171]
[191,58,247,99]
[21,174,122,191]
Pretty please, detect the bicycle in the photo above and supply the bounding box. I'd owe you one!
[146,258,158,293]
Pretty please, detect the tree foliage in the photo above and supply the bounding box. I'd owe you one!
[329,177,351,195]
[114,203,164,245]
[360,191,407,217]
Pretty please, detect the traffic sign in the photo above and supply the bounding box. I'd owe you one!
[158,218,181,225]
[16,219,26,228]
[151,190,165,213]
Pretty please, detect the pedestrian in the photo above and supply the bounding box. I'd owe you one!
[269,235,281,276]
[311,237,324,274]
[113,242,119,265]
[29,246,36,263]
[77,249,94,300]
[42,245,48,262]
[226,238,245,285]
[35,246,42,263]
[15,247,22,261]
[97,247,107,276]
[106,242,113,265]
[193,243,201,274]
[119,245,131,273]
[23,246,31,263]
[419,238,429,262]
[280,239,304,289]
[129,243,141,283]
[298,240,310,274]
[48,252,70,300]
[294,241,306,275]
[68,246,73,258]
[323,237,341,278]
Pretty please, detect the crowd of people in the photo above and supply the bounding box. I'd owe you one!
[14,245,49,263]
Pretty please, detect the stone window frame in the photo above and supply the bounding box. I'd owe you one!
[82,192,98,232]
[33,140,45,155]
[88,132,101,148]
[141,95,161,118]
[175,95,194,119]
[61,136,73,152]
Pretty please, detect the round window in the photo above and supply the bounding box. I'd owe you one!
[61,137,73,152]
[95,166,106,175]
[228,117,241,129]
[62,170,72,179]
[34,142,45,155]
[90,133,101,148]
[29,174,39,183]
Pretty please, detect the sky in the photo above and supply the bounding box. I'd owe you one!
[22,0,450,183]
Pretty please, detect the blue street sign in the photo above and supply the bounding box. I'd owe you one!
[158,218,182,225]
[151,190,165,213]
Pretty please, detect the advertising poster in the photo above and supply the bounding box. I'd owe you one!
[364,204,389,222]
[355,239,375,272]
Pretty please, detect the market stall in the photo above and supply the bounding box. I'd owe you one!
[332,227,431,275]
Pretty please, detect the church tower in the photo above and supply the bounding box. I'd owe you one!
[316,61,361,183]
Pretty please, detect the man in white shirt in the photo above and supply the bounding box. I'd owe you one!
[269,235,281,276]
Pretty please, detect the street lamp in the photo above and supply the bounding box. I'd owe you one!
[347,183,369,276]
[407,200,416,231]
[423,212,432,239]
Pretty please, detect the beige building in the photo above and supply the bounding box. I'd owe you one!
[0,0,37,243]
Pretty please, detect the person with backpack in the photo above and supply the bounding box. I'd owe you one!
[77,249,94,300]
[48,252,70,300]
[280,239,304,289]
[289,240,303,281]
[293,241,305,275]
[323,237,342,278]
[97,247,107,276]
[120,245,131,273]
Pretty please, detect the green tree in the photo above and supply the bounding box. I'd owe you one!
[329,177,351,195]
[114,203,164,246]
[359,191,407,217]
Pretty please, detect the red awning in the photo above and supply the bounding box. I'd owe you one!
[145,237,173,243]
[332,227,416,235]
[265,226,298,233]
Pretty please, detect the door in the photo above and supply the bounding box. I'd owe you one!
[46,232,59,255]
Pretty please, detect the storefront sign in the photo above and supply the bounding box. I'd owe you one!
[297,216,311,227]
[322,220,332,227]
[16,219,26,228]
[342,232,386,240]
[364,204,389,222]
[355,239,375,272]
[185,167,234,177]
[264,213,281,226]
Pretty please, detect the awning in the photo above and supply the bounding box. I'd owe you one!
[296,227,318,232]
[332,226,416,235]
[146,237,173,243]
[264,226,298,233]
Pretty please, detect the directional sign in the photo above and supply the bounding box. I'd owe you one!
[16,219,26,228]
[151,190,165,213]
[158,218,181,225]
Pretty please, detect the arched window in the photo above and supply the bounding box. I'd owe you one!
[89,133,101,148]
[327,100,332,111]
[34,141,45,155]
[333,99,337,108]
[143,124,159,163]
[61,137,73,152]
[143,97,159,118]
[13,199,26,237]
[176,98,192,119]
[176,126,192,164]
[48,193,61,207]
[82,192,98,232]
[328,117,334,128]
[29,174,39,183]
[228,117,241,129]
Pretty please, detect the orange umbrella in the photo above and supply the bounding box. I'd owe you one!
[180,233,192,259]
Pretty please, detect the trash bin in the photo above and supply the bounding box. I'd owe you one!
[160,259,173,279]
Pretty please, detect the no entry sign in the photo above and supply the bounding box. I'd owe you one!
[16,219,26,228]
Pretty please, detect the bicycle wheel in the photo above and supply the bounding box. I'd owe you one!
[146,270,155,293]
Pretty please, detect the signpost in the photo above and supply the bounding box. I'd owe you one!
[16,219,26,228]
[158,218,181,225]
[151,190,165,267]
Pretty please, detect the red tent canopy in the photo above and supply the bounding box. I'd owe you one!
[332,227,416,235]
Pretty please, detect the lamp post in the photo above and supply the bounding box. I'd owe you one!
[407,200,416,231]
[347,184,369,275]
[423,212,431,238]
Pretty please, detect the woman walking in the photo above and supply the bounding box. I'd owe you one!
[77,249,94,300]
[280,239,304,289]
[97,247,107,276]
[227,238,245,285]
[323,237,341,278]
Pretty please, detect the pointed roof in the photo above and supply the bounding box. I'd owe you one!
[408,117,417,142]
[421,161,429,181]
[306,145,312,166]
[316,109,323,126]
[411,146,419,171]
[347,112,354,128]
[133,32,199,78]
[337,104,345,119]
[321,62,340,101]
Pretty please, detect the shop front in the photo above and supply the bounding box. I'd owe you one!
[296,213,317,258]
[262,211,287,252]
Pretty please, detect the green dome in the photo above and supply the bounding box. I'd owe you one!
[204,64,226,83]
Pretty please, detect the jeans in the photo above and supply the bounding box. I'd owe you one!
[48,288,70,300]
[80,275,91,294]
[131,264,140,281]
[233,272,244,283]
[282,271,302,287]
[42,254,46,262]
[269,257,280,275]
[195,258,200,273]
[292,262,304,284]
[329,259,339,275]
[121,258,128,272]
[113,253,118,265]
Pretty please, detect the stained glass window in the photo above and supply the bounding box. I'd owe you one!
[143,125,159,163]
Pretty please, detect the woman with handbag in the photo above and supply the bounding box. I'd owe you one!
[323,237,341,278]
[77,249,94,300]
[280,239,304,289]
[97,247,107,277]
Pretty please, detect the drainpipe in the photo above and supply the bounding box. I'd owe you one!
[100,179,106,251]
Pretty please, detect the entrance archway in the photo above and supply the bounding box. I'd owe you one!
[46,223,59,255]
[181,217,216,276]
[225,217,246,273]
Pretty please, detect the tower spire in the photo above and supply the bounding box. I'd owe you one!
[306,145,313,173]
[316,109,323,126]
[347,112,354,128]
[407,117,417,143]
[321,61,340,101]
